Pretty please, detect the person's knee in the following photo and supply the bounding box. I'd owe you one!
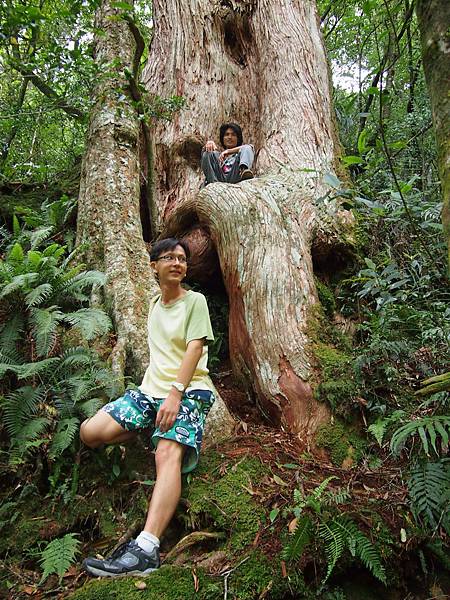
[155,441,184,471]
[80,418,100,448]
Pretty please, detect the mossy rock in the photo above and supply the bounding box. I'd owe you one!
[182,451,265,551]
[68,566,221,600]
[69,554,309,600]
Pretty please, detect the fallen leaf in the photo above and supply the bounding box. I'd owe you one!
[272,474,287,486]
[22,586,36,595]
[288,518,298,533]
[135,581,147,590]
[281,561,287,578]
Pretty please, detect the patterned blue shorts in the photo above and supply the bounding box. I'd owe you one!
[102,388,215,473]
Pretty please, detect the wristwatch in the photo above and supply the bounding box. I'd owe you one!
[171,381,185,393]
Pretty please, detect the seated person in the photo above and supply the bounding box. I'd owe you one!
[201,122,254,185]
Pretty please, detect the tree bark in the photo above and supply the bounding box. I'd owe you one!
[416,0,450,274]
[143,0,354,439]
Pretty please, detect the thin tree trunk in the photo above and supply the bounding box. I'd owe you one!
[143,0,355,439]
[416,0,450,273]
[76,0,157,383]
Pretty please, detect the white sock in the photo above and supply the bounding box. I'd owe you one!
[136,531,159,553]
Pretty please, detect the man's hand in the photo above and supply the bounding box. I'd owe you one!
[156,390,182,432]
[205,140,217,152]
[218,149,230,163]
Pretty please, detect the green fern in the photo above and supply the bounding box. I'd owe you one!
[282,515,313,561]
[30,306,65,357]
[49,418,80,458]
[39,533,80,583]
[319,516,386,585]
[408,459,449,531]
[390,415,450,456]
[63,308,112,340]
[318,518,347,583]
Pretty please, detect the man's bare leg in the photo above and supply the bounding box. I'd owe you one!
[80,411,138,448]
[143,439,185,538]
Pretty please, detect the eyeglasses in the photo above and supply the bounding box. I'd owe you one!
[156,254,188,264]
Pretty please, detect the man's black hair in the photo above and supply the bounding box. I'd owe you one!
[150,238,190,262]
[219,122,243,148]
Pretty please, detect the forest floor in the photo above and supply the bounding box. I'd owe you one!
[1,369,448,600]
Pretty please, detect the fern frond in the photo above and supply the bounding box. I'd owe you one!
[59,271,106,302]
[25,283,53,308]
[30,306,65,357]
[319,516,386,585]
[14,357,60,379]
[39,533,80,583]
[390,416,450,456]
[312,476,337,500]
[282,515,313,561]
[48,417,80,458]
[348,524,386,584]
[77,397,103,418]
[0,273,40,298]
[58,347,92,368]
[9,417,50,463]
[0,314,26,354]
[368,419,388,446]
[63,308,111,340]
[29,226,53,250]
[318,518,346,583]
[4,386,46,438]
[323,487,351,506]
[408,460,449,529]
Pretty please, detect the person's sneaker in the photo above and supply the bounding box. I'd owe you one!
[240,168,254,181]
[83,539,160,577]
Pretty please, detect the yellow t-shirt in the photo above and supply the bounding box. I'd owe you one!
[139,290,214,398]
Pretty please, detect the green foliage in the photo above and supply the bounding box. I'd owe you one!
[39,533,81,583]
[0,222,117,470]
[408,460,449,533]
[283,478,386,586]
[390,415,450,457]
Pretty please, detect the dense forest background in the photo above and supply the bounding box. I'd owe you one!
[0,0,448,599]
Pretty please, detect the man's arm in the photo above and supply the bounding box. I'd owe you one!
[155,339,205,432]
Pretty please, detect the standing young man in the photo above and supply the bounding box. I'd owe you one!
[80,238,215,577]
[201,122,254,185]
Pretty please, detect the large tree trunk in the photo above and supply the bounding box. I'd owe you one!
[416,0,450,274]
[143,0,354,439]
[76,0,234,441]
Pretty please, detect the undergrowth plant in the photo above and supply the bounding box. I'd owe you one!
[282,477,386,587]
[0,218,118,487]
[368,394,450,535]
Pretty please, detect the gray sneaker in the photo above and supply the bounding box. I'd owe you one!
[83,540,160,577]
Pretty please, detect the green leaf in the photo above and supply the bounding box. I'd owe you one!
[357,130,368,155]
[39,534,80,583]
[269,508,280,523]
[342,155,363,165]
[9,242,24,263]
[282,515,312,560]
